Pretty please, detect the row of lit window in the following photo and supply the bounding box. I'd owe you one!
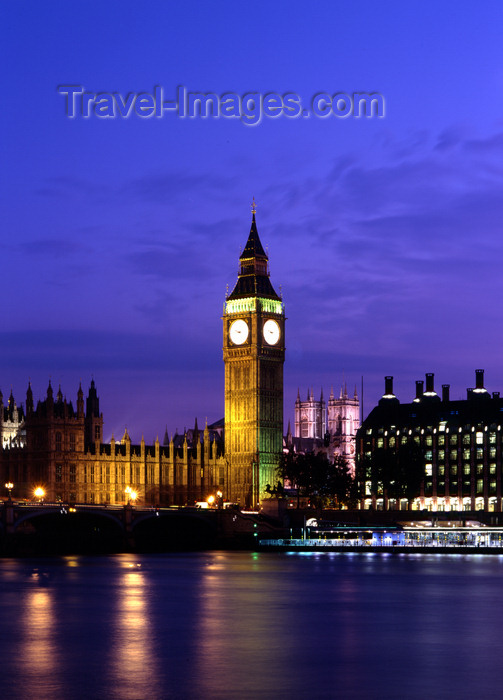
[364,479,498,496]
[425,463,497,476]
[82,465,141,484]
[364,448,498,465]
[424,447,498,460]
[367,424,501,436]
[372,432,498,449]
[424,480,496,494]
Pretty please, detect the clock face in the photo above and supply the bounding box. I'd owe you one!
[263,319,280,345]
[229,319,249,345]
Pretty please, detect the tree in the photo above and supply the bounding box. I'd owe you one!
[363,442,425,508]
[277,449,356,508]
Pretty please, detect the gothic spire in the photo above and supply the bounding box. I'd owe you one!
[227,204,280,301]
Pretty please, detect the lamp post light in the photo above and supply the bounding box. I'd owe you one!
[34,487,45,503]
[125,486,138,506]
[207,494,215,508]
[5,482,13,500]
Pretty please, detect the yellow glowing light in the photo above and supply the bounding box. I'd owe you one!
[5,482,13,490]
[34,487,45,500]
[216,490,223,498]
[207,495,215,505]
[129,490,138,502]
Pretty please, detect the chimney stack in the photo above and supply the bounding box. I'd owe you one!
[442,384,450,402]
[425,373,435,394]
[475,369,484,390]
[379,375,399,405]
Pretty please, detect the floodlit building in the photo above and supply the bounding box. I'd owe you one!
[0,389,25,449]
[293,385,360,473]
[0,207,284,508]
[357,370,503,512]
[0,379,226,506]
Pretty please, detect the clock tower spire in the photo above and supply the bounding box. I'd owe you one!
[223,205,285,508]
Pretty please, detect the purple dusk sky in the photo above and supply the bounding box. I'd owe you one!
[2,1,503,442]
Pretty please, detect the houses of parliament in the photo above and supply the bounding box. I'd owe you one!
[0,208,357,508]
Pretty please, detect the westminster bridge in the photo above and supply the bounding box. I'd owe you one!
[0,501,274,554]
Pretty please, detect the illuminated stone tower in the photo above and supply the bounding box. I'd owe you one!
[327,384,360,475]
[223,202,285,507]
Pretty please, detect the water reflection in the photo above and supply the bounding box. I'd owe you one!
[1,553,503,699]
[108,561,161,699]
[194,552,318,698]
[22,583,59,693]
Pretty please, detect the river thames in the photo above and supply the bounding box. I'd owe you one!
[1,551,502,699]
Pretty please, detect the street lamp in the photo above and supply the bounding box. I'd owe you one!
[207,494,215,507]
[5,482,13,500]
[34,487,45,503]
[125,486,138,506]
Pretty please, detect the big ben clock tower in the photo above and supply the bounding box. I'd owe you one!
[223,201,285,508]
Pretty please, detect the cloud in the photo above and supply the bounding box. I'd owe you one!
[17,238,86,259]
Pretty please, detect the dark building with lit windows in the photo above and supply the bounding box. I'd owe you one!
[356,370,503,512]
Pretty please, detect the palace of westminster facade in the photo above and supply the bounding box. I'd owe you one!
[0,209,359,508]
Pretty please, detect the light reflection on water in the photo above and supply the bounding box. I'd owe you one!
[0,552,503,699]
[108,564,162,699]
[23,588,58,688]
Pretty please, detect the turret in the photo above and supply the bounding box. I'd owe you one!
[77,383,84,418]
[26,382,33,415]
[85,379,103,448]
[46,380,54,415]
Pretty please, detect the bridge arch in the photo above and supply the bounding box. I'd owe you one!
[11,507,125,554]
